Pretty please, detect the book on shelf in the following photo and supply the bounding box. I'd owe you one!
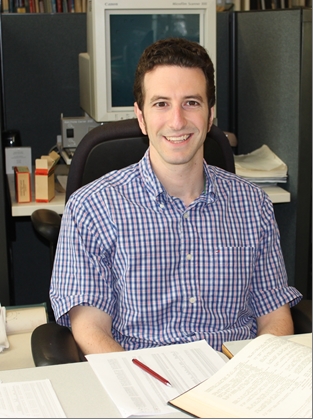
[249,0,307,8]
[168,333,312,418]
[1,0,87,12]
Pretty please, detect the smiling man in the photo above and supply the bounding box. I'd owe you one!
[50,38,302,355]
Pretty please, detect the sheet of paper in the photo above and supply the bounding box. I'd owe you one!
[0,379,66,418]
[86,339,227,418]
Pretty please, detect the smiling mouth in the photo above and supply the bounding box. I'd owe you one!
[164,134,191,143]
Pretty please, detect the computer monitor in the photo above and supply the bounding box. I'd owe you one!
[79,0,217,123]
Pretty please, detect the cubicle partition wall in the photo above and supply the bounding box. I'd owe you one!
[235,8,312,298]
[1,13,87,311]
[0,95,11,306]
[0,12,12,306]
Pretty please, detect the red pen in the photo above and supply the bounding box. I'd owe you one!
[132,358,172,387]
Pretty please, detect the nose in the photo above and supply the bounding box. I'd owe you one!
[168,106,187,131]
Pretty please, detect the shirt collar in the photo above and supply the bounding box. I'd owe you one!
[138,150,218,205]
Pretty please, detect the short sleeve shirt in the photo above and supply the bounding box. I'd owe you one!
[50,151,302,352]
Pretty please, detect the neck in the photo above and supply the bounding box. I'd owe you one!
[151,158,205,207]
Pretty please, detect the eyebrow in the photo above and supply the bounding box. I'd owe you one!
[149,94,205,103]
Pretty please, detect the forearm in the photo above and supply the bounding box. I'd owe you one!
[257,303,294,336]
[73,325,124,355]
[69,305,125,355]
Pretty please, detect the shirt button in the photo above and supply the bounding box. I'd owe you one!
[160,203,165,209]
[186,254,193,260]
[183,212,189,219]
[189,297,197,304]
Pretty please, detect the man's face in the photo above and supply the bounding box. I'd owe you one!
[134,65,214,169]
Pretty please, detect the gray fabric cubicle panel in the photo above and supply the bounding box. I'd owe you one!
[235,9,312,296]
[1,13,87,163]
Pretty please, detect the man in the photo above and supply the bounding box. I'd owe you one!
[50,38,302,354]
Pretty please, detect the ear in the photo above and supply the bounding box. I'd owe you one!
[134,102,147,135]
[207,107,215,132]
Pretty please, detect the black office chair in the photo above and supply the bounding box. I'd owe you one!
[30,118,311,367]
[31,118,235,271]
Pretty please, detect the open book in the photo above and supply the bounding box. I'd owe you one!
[169,334,312,418]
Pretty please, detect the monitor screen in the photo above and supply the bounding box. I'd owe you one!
[79,0,217,123]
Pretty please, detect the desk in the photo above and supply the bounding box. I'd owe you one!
[0,333,35,371]
[0,335,310,418]
[8,166,291,217]
[0,362,191,418]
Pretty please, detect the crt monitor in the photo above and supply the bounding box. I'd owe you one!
[79,0,217,123]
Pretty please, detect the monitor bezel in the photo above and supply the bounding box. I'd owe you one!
[82,0,217,122]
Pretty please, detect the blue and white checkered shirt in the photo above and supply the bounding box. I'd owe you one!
[50,151,302,352]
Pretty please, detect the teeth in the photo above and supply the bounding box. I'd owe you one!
[165,134,190,143]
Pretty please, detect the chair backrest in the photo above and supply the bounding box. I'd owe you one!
[66,118,235,202]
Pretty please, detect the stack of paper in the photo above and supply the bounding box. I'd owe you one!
[234,144,288,185]
[86,340,228,417]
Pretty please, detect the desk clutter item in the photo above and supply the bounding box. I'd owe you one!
[0,304,48,372]
[234,144,288,185]
[35,151,60,202]
[0,306,9,352]
[5,303,48,336]
[0,303,48,353]
[14,166,31,203]
[5,146,32,175]
[0,304,48,353]
[0,379,66,417]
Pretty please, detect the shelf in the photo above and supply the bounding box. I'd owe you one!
[7,167,291,218]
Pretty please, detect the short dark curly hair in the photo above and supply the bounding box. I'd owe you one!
[133,37,215,115]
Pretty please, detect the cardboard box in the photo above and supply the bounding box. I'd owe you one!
[14,166,31,203]
[35,151,60,202]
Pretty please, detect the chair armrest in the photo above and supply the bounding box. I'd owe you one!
[291,299,312,334]
[31,209,61,243]
[31,323,86,367]
[31,209,62,276]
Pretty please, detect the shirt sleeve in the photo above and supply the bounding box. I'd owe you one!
[250,193,302,317]
[50,190,117,327]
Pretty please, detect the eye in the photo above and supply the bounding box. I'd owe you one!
[154,101,168,108]
[185,100,200,107]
